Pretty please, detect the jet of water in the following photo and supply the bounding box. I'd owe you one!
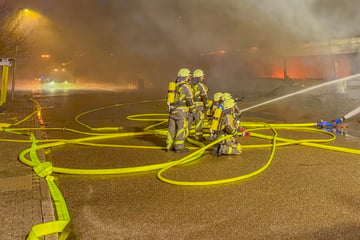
[240,74,360,113]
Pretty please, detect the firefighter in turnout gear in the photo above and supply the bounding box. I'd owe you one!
[212,98,242,156]
[221,92,242,121]
[188,69,209,141]
[166,68,195,153]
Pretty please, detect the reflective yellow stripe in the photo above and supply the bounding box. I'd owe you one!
[227,147,232,154]
[236,144,242,152]
[195,120,203,131]
[176,128,185,138]
[176,107,189,112]
[166,132,173,149]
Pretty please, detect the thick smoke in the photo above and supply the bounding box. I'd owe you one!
[15,0,360,92]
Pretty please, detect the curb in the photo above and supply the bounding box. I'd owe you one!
[32,94,58,240]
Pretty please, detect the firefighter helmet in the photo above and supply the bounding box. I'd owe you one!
[213,92,223,102]
[222,92,232,101]
[223,98,235,109]
[177,68,191,77]
[193,69,204,78]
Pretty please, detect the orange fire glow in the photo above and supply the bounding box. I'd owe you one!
[252,54,352,80]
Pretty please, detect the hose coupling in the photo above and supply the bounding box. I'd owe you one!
[317,119,334,129]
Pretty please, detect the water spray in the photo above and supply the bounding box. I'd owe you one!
[239,74,360,113]
[333,106,360,124]
[238,74,360,135]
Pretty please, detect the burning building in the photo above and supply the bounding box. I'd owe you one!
[255,37,360,81]
[202,38,360,96]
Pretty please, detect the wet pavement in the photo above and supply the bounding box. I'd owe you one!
[0,86,358,239]
[0,93,55,240]
[34,88,359,239]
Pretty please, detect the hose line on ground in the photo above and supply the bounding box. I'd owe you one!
[1,98,359,239]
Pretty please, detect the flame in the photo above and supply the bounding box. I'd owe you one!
[252,55,351,80]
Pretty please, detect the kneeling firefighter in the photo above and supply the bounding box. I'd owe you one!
[212,98,242,156]
[188,69,209,141]
[221,92,242,120]
[166,68,195,153]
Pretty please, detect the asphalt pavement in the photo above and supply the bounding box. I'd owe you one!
[35,88,360,240]
[1,89,359,240]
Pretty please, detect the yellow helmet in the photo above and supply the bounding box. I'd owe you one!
[223,98,236,109]
[177,68,191,77]
[193,69,204,78]
[213,92,223,102]
[222,92,232,101]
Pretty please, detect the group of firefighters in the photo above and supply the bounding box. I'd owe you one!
[166,68,244,156]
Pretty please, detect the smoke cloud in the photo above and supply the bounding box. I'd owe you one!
[14,0,360,92]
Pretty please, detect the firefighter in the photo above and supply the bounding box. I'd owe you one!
[212,98,242,156]
[166,68,195,153]
[221,92,242,121]
[188,69,209,141]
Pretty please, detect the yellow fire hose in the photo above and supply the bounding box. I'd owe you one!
[0,98,359,239]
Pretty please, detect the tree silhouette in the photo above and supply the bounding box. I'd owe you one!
[0,0,29,57]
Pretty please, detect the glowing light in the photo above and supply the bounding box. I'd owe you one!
[202,50,227,55]
[21,8,40,18]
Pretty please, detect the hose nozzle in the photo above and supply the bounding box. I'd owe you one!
[332,117,345,124]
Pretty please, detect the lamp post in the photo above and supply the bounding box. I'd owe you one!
[10,47,17,101]
[0,58,15,106]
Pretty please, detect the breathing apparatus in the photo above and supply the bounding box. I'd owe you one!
[167,81,176,112]
[167,68,192,112]
[210,99,237,140]
[206,100,213,117]
[210,107,222,140]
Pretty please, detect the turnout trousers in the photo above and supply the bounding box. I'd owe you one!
[218,136,242,155]
[166,107,189,151]
[188,103,205,139]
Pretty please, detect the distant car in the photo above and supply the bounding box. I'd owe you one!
[40,68,75,90]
